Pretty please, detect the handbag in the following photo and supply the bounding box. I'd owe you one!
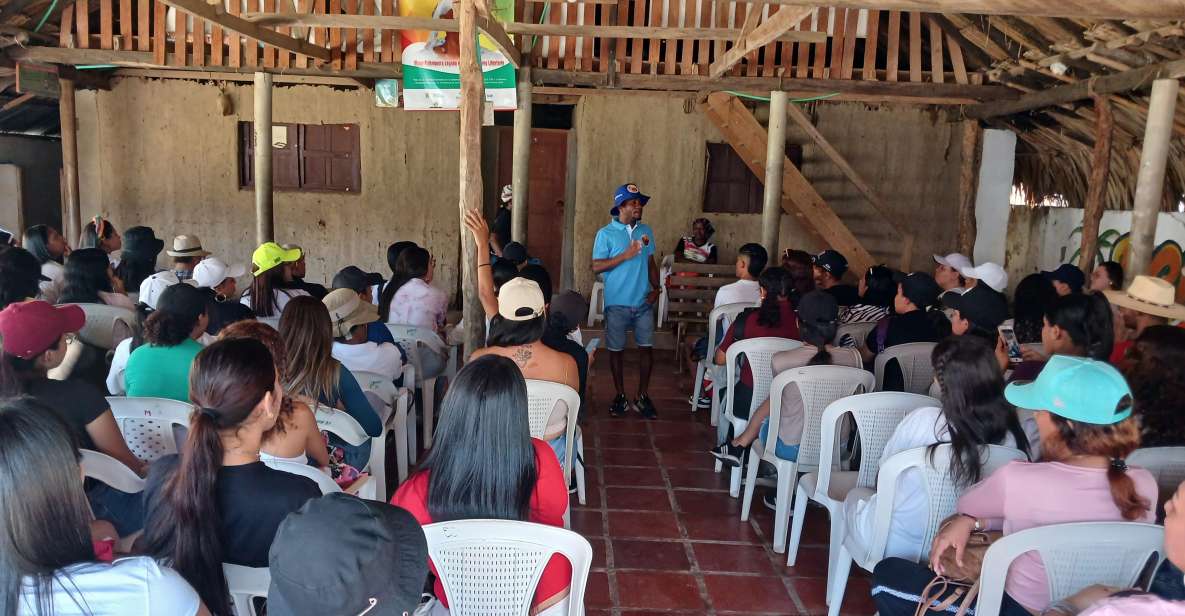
[913,517,1002,616]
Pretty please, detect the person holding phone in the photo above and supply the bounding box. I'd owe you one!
[943,285,1009,346]
[593,183,660,419]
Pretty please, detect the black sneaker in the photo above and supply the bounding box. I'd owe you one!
[635,395,658,419]
[609,394,630,418]
[762,491,778,511]
[710,443,743,467]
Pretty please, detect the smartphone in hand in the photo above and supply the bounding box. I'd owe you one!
[998,325,1023,364]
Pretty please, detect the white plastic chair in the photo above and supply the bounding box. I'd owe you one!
[873,342,938,394]
[657,254,674,328]
[978,522,1165,616]
[786,391,939,597]
[828,444,1028,616]
[587,280,605,327]
[223,563,271,616]
[740,365,875,554]
[833,321,876,347]
[1128,446,1185,499]
[423,519,593,616]
[353,369,416,484]
[263,458,342,495]
[106,396,194,461]
[524,380,585,508]
[69,303,137,350]
[690,301,756,426]
[720,336,803,497]
[315,405,383,500]
[80,449,146,494]
[387,324,459,448]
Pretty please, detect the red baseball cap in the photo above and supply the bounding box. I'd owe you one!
[0,301,85,359]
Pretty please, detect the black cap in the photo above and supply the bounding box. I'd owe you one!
[899,272,942,310]
[812,250,848,279]
[550,290,588,330]
[122,226,165,260]
[1043,263,1086,294]
[332,265,384,293]
[268,494,429,616]
[943,285,1009,330]
[502,241,529,265]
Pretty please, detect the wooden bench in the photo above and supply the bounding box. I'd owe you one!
[664,262,738,372]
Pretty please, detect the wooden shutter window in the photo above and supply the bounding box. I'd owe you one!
[238,122,360,193]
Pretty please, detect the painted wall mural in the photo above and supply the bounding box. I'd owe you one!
[1046,209,1185,302]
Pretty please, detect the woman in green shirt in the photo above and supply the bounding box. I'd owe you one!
[125,283,209,401]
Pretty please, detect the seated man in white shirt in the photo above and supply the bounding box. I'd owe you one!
[324,288,404,383]
[137,234,209,309]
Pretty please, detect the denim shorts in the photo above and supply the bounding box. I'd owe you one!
[758,419,801,461]
[604,304,655,352]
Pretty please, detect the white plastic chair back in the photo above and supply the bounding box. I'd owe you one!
[834,321,876,347]
[819,392,939,492]
[106,396,194,461]
[771,366,875,471]
[423,519,593,616]
[263,458,342,495]
[873,342,938,394]
[69,303,137,350]
[587,281,605,327]
[257,316,281,330]
[524,380,581,481]
[314,404,383,500]
[223,563,271,616]
[723,336,803,429]
[707,302,753,359]
[353,370,401,421]
[80,449,146,494]
[1128,446,1185,498]
[978,522,1165,616]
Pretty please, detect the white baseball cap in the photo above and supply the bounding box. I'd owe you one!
[958,262,1008,293]
[933,252,973,272]
[193,257,247,289]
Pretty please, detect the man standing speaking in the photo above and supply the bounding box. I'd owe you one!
[593,183,660,419]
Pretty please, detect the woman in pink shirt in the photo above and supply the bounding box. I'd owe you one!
[871,355,1157,616]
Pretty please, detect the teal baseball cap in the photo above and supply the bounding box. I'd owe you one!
[1004,355,1133,425]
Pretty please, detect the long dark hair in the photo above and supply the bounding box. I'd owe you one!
[1045,292,1114,361]
[0,247,43,310]
[755,267,793,328]
[248,267,287,317]
[1099,261,1124,291]
[379,246,431,322]
[1122,325,1185,448]
[421,355,537,522]
[1013,273,1057,344]
[143,283,206,347]
[930,336,1030,486]
[798,290,838,366]
[59,248,116,305]
[79,217,117,251]
[861,265,897,308]
[0,337,61,397]
[0,398,95,616]
[141,338,277,616]
[22,225,58,265]
[487,315,547,347]
[116,226,162,293]
[386,241,418,274]
[782,249,815,299]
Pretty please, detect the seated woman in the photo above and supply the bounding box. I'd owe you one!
[1120,325,1185,449]
[241,242,308,317]
[59,247,135,311]
[124,283,209,402]
[472,278,579,463]
[141,338,320,615]
[332,265,400,346]
[0,246,46,310]
[380,245,450,384]
[0,300,148,535]
[78,216,123,268]
[0,398,206,616]
[781,249,816,304]
[871,355,1157,616]
[391,355,571,616]
[1089,260,1125,293]
[1011,273,1058,345]
[860,272,949,391]
[279,296,381,471]
[672,217,718,264]
[1005,292,1113,382]
[218,320,331,470]
[114,226,165,304]
[24,223,70,304]
[845,336,1029,561]
[840,264,896,326]
[712,290,861,467]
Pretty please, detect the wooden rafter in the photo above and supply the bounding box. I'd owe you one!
[473,11,521,67]
[0,92,33,111]
[154,0,332,62]
[708,6,814,78]
[722,1,1185,21]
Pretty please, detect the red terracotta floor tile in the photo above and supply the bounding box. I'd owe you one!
[649,421,715,437]
[602,466,666,487]
[570,509,605,537]
[791,575,874,614]
[615,571,707,610]
[674,488,743,516]
[593,419,651,435]
[611,539,691,571]
[691,541,777,575]
[599,433,653,449]
[667,467,732,490]
[584,571,613,608]
[652,434,709,452]
[658,450,719,471]
[604,486,674,511]
[681,514,763,543]
[703,574,797,613]
[783,545,829,578]
[607,510,682,539]
[600,447,660,467]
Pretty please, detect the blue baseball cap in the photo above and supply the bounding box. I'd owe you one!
[1004,355,1133,425]
[1043,263,1086,294]
[610,183,650,216]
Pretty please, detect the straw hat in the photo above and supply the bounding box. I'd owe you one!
[1104,275,1185,321]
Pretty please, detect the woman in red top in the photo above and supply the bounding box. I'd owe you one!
[391,354,571,615]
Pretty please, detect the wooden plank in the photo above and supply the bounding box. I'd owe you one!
[614,0,627,72]
[907,11,920,82]
[946,32,966,83]
[582,0,594,72]
[137,0,149,50]
[1,93,36,112]
[956,119,980,255]
[153,0,166,65]
[828,7,845,78]
[193,8,206,67]
[77,0,90,48]
[1078,95,1113,272]
[276,0,291,68]
[315,0,327,65]
[291,0,306,68]
[329,0,341,69]
[564,3,577,71]
[380,0,393,63]
[629,0,644,73]
[701,91,875,273]
[885,9,899,81]
[688,0,703,74]
[229,0,242,66]
[172,8,186,66]
[793,11,809,77]
[861,8,878,80]
[811,7,828,78]
[709,5,812,78]
[361,0,374,63]
[546,0,560,69]
[838,5,857,78]
[60,3,74,48]
[344,0,357,69]
[671,0,1185,21]
[762,5,778,77]
[745,4,763,77]
[155,0,333,63]
[730,0,745,76]
[665,0,680,74]
[261,0,275,67]
[927,12,941,83]
[211,19,224,66]
[118,0,132,49]
[100,0,113,49]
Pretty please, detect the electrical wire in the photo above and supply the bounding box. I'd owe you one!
[33,0,59,32]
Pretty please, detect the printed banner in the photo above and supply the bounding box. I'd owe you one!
[400,0,517,111]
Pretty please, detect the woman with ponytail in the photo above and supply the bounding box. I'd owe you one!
[872,356,1156,616]
[141,338,319,615]
[711,290,861,467]
[124,283,209,401]
[78,216,122,267]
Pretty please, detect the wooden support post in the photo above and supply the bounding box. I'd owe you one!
[511,66,531,244]
[458,0,485,358]
[957,120,981,257]
[253,72,274,244]
[1127,78,1179,285]
[59,77,81,246]
[1077,95,1113,274]
[762,90,788,259]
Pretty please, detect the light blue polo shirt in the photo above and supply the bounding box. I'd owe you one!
[593,218,656,308]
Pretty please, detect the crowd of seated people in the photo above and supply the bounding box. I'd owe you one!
[2,211,1184,616]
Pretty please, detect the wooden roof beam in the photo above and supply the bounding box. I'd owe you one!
[1037,24,1185,68]
[474,12,521,67]
[154,0,331,63]
[709,6,814,78]
[740,1,1185,21]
